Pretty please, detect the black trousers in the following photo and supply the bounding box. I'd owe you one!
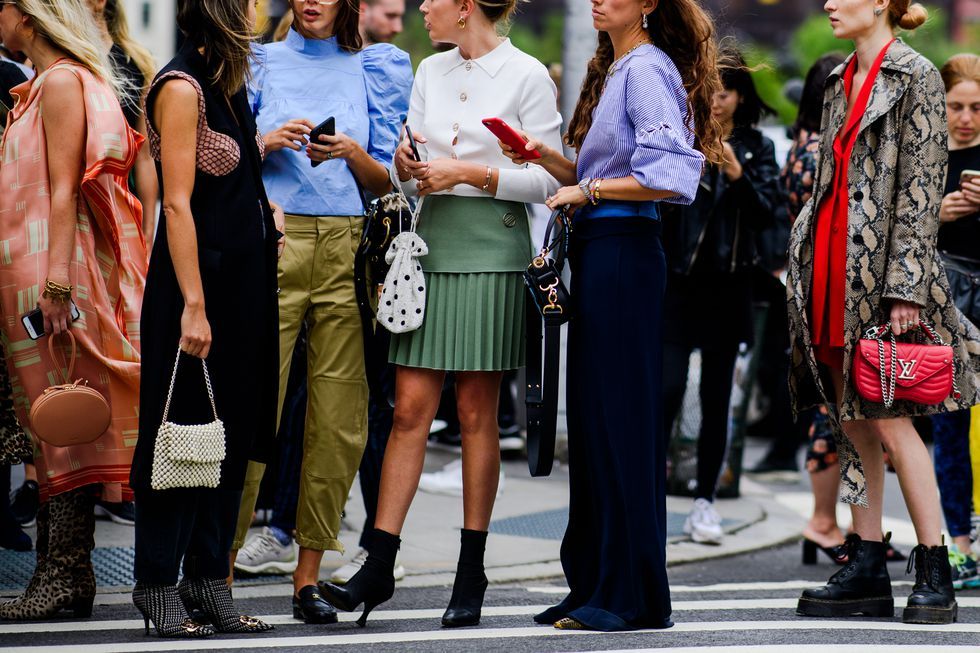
[541,217,671,631]
[662,342,738,501]
[358,328,394,549]
[134,487,242,584]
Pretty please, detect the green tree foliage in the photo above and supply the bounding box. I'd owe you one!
[751,5,971,126]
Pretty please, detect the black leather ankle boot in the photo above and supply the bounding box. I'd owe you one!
[797,533,893,618]
[442,529,489,628]
[903,544,957,624]
[318,528,399,627]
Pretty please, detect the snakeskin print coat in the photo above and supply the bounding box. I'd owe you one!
[786,40,980,505]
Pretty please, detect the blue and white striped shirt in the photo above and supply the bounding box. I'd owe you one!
[576,44,704,208]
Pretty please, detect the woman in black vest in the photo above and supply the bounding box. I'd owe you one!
[130,0,280,638]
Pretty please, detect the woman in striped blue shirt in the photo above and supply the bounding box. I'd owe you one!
[500,0,724,632]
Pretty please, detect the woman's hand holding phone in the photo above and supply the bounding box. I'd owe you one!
[37,293,72,336]
[497,129,553,166]
[307,131,361,163]
[414,159,471,196]
[263,119,313,154]
[960,174,980,205]
[395,131,428,183]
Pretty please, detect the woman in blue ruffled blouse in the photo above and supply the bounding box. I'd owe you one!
[230,0,412,623]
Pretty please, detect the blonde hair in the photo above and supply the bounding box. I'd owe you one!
[13,0,123,95]
[104,0,155,89]
[888,1,928,31]
[274,9,293,42]
[941,53,980,93]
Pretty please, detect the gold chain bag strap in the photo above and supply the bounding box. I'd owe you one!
[150,347,226,490]
[29,331,111,447]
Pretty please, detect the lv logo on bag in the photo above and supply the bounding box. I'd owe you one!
[897,358,917,381]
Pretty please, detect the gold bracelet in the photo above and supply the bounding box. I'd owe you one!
[481,166,493,193]
[592,178,603,204]
[42,279,73,304]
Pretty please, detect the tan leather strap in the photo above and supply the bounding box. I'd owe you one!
[46,331,76,385]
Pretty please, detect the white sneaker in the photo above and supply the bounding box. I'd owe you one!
[234,527,298,574]
[683,498,724,545]
[329,548,406,584]
[417,458,504,498]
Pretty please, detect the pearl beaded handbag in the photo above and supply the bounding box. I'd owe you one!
[150,348,226,490]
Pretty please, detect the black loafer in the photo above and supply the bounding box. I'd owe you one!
[292,585,339,624]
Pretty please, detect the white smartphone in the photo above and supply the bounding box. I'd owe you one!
[21,301,81,340]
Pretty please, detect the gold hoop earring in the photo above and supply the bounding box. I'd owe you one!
[458,16,466,29]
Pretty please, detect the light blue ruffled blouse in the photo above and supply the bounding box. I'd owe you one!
[248,29,413,216]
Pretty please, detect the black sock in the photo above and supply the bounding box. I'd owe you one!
[456,529,488,578]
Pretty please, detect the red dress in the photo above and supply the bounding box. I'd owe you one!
[810,40,894,369]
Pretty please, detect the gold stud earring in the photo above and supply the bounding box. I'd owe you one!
[458,16,466,28]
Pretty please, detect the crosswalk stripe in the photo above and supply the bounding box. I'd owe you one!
[529,580,918,594]
[588,644,972,653]
[5,620,980,653]
[2,598,978,635]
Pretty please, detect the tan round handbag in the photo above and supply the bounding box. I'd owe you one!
[29,331,110,447]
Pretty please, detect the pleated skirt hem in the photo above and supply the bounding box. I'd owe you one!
[389,271,525,372]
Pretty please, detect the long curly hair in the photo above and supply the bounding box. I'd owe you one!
[566,0,724,166]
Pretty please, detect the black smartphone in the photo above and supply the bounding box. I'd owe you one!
[309,116,335,168]
[21,301,81,340]
[404,123,422,162]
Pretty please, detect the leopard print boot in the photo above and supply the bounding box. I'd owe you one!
[0,489,96,620]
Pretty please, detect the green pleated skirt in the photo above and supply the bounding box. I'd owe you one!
[389,271,526,371]
[388,195,530,372]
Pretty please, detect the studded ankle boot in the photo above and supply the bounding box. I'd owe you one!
[177,577,273,633]
[0,489,96,620]
[797,533,894,618]
[903,544,957,624]
[133,582,215,638]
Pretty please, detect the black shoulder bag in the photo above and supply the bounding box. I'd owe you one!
[524,208,571,477]
[353,191,415,396]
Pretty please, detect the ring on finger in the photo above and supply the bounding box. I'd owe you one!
[326,151,334,160]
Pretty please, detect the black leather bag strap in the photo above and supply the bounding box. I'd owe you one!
[523,207,570,478]
[525,292,559,477]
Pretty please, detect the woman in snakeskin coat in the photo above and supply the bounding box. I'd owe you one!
[787,0,980,626]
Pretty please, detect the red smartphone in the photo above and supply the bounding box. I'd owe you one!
[482,117,541,160]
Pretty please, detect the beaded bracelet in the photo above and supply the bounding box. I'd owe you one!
[590,178,604,205]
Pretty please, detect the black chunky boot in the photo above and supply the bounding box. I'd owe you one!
[797,534,894,618]
[178,577,273,633]
[318,528,399,626]
[903,544,957,624]
[442,529,489,628]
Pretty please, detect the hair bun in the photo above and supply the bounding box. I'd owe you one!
[898,3,928,30]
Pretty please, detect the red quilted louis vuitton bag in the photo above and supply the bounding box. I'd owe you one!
[852,320,960,408]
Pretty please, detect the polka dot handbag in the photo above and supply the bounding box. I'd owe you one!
[377,197,427,334]
[150,347,226,490]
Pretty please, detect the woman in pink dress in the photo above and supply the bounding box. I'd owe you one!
[0,0,146,621]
